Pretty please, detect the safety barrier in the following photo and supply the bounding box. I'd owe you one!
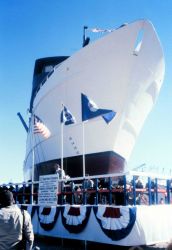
[0,171,171,206]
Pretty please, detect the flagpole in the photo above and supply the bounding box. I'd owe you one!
[82,121,86,178]
[61,118,64,173]
[61,104,64,174]
[31,113,35,204]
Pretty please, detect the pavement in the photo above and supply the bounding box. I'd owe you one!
[34,235,169,250]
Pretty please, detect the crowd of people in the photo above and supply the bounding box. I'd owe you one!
[0,173,169,206]
[0,182,36,205]
[60,174,170,206]
[0,168,170,207]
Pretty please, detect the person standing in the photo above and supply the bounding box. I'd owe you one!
[0,190,34,250]
[55,164,65,179]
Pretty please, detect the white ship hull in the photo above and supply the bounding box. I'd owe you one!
[24,20,165,181]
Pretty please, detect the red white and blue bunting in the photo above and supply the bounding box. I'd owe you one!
[37,206,60,231]
[61,205,92,233]
[18,204,136,240]
[17,205,172,246]
[93,206,136,240]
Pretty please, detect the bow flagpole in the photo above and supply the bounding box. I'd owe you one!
[31,113,35,204]
[60,104,76,175]
[61,104,64,173]
[31,113,51,203]
[82,121,86,178]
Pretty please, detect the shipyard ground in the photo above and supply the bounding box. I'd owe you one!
[34,235,169,250]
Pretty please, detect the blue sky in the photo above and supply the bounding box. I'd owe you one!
[0,0,172,183]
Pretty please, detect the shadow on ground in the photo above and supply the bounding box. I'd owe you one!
[34,235,168,250]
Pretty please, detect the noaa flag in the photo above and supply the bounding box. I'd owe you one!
[61,106,76,125]
[81,93,116,123]
[102,111,116,124]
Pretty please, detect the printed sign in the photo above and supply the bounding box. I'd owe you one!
[38,174,58,205]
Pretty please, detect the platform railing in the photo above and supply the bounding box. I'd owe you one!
[0,171,171,206]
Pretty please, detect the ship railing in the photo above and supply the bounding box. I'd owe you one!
[0,171,171,206]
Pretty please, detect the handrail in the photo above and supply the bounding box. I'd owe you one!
[0,172,171,206]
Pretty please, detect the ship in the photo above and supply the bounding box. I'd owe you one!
[23,19,165,182]
[11,19,172,247]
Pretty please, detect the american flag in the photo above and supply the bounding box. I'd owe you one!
[33,115,51,138]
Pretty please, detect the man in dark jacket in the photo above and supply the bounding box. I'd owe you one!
[0,190,34,249]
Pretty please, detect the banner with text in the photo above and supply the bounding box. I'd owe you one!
[38,174,58,205]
